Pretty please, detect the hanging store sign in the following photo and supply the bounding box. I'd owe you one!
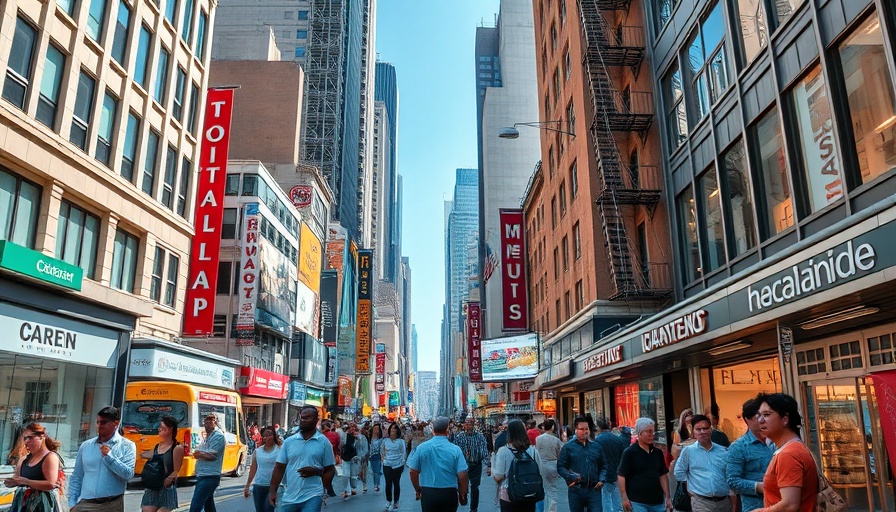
[235,203,260,342]
[183,88,235,336]
[584,344,623,373]
[499,209,529,331]
[319,271,338,346]
[237,366,289,399]
[355,250,373,374]
[467,302,482,382]
[289,185,313,208]
[299,223,323,294]
[641,309,708,353]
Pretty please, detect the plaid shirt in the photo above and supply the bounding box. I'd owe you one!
[453,430,490,466]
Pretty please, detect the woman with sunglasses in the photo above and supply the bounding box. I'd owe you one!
[140,415,184,512]
[4,423,65,512]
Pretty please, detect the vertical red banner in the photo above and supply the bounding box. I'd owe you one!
[467,302,482,382]
[499,209,529,331]
[870,370,896,473]
[182,88,235,336]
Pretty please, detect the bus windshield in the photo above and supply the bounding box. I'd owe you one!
[123,400,189,434]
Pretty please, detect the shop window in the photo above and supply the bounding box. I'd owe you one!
[719,141,756,257]
[24,381,50,422]
[698,166,726,272]
[829,340,862,371]
[56,200,100,279]
[867,333,895,367]
[751,107,793,239]
[732,0,767,67]
[0,167,42,248]
[677,187,700,282]
[615,376,666,444]
[796,347,826,375]
[708,358,782,441]
[836,13,896,186]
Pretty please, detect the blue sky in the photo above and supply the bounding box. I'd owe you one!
[375,0,500,375]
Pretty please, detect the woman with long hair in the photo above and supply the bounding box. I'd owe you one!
[493,419,543,512]
[140,415,185,512]
[3,423,64,512]
[381,423,407,511]
[243,426,282,512]
[368,423,385,493]
[755,394,817,512]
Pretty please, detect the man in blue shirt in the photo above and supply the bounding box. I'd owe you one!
[673,414,732,512]
[409,416,469,512]
[69,406,136,512]
[270,405,336,512]
[190,414,227,512]
[726,397,774,512]
[595,418,629,512]
[558,416,607,512]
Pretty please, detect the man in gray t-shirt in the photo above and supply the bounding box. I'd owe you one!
[190,414,227,512]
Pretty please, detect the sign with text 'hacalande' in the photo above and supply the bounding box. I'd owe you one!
[183,88,235,336]
[467,302,482,382]
[500,209,529,331]
[355,249,373,374]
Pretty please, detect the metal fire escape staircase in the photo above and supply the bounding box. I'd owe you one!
[579,0,671,301]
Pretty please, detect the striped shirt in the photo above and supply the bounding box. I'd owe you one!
[452,430,490,466]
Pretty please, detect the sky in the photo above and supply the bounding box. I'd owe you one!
[375,1,500,376]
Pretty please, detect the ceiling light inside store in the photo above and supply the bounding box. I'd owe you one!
[707,340,753,356]
[604,375,622,383]
[799,306,879,330]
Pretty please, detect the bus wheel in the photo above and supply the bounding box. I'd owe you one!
[230,456,245,477]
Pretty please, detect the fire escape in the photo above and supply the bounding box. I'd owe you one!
[579,0,672,300]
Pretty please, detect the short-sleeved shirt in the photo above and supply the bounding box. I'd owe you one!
[494,445,542,492]
[252,445,281,486]
[277,430,336,505]
[763,440,817,512]
[195,430,226,476]
[617,442,668,505]
[407,436,468,489]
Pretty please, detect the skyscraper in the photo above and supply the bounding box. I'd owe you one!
[375,62,400,284]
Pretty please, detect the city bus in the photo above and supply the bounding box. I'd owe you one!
[123,381,248,478]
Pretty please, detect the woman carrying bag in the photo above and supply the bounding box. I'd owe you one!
[140,416,184,512]
[3,422,66,512]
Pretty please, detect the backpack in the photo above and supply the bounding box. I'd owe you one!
[507,448,545,503]
[341,434,357,460]
[142,452,167,490]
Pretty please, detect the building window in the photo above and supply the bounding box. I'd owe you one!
[196,11,208,61]
[0,168,41,248]
[837,13,896,186]
[569,160,578,198]
[95,91,117,166]
[551,196,558,227]
[751,107,793,238]
[663,63,687,148]
[164,0,177,25]
[142,130,160,195]
[565,48,571,81]
[732,0,767,67]
[553,247,560,280]
[55,201,99,279]
[298,10,308,20]
[719,141,756,257]
[771,0,804,28]
[177,157,191,217]
[57,0,75,16]
[573,221,581,260]
[698,166,725,272]
[560,0,566,26]
[153,47,169,104]
[686,3,729,122]
[655,0,678,31]
[216,261,232,294]
[678,187,700,282]
[172,67,186,121]
[294,46,306,58]
[161,145,177,208]
[553,68,561,103]
[564,291,571,319]
[562,235,569,271]
[86,0,108,41]
[181,0,194,44]
[134,26,152,88]
[121,112,139,181]
[787,66,843,213]
[296,30,308,39]
[222,207,238,239]
[150,246,164,302]
[187,82,200,134]
[551,24,558,52]
[36,45,65,129]
[559,181,567,216]
[575,280,583,310]
[3,18,37,110]
[110,228,139,293]
[224,174,240,196]
[70,72,96,151]
[241,175,258,195]
[555,300,561,327]
[111,1,131,65]
[152,247,179,307]
[566,100,576,137]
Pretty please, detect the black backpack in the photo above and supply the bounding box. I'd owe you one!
[507,448,545,503]
[342,434,357,459]
[141,453,167,490]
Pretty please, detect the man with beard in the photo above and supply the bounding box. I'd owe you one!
[269,406,337,512]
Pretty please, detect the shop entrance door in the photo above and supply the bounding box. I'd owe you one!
[805,379,895,512]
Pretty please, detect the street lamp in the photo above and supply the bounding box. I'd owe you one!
[498,120,575,139]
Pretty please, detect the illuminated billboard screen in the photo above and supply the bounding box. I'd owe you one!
[481,332,538,382]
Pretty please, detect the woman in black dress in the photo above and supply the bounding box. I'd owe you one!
[3,422,65,512]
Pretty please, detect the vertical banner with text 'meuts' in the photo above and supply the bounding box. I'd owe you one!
[499,209,529,331]
[182,88,235,336]
[355,249,373,374]
[467,302,482,382]
[870,370,896,473]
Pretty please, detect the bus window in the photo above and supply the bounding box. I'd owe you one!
[123,401,189,434]
[199,404,237,436]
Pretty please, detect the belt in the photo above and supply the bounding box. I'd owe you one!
[693,494,728,502]
[82,495,123,504]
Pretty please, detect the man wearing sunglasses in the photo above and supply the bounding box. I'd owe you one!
[69,406,137,512]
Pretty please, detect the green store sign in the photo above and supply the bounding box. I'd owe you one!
[0,241,83,291]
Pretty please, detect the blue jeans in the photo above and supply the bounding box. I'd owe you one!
[253,484,275,512]
[280,496,323,512]
[602,482,623,512]
[631,502,666,512]
[369,458,383,488]
[568,485,602,512]
[189,475,221,512]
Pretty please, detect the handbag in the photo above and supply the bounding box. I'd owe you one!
[672,481,692,512]
[816,471,847,512]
